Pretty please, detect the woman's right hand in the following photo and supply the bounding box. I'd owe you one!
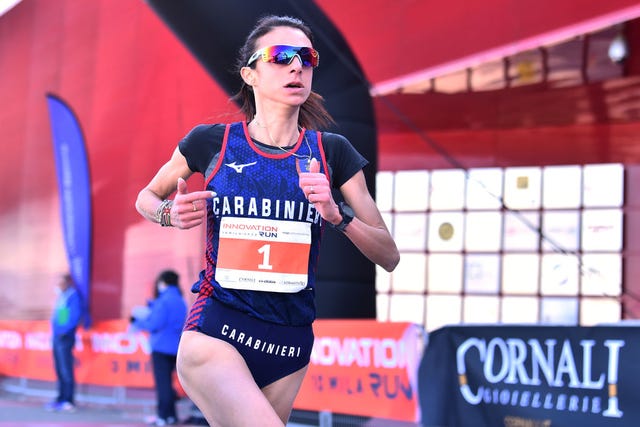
[170,177,215,229]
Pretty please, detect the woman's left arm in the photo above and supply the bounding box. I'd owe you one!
[336,171,399,272]
[300,159,399,272]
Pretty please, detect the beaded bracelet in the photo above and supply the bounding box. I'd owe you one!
[155,199,174,227]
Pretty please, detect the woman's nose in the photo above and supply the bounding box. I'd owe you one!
[289,55,303,70]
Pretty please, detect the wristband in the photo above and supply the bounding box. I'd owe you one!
[155,200,174,227]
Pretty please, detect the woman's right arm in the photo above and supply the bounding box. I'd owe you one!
[135,147,213,229]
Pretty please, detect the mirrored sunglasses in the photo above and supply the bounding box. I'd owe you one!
[246,45,320,68]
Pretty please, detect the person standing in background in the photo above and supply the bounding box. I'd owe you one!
[46,273,83,413]
[131,269,188,426]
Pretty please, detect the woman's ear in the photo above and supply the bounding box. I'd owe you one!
[240,66,255,86]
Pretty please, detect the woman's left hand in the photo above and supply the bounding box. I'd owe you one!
[298,158,340,224]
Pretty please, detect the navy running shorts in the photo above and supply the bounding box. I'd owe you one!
[184,294,314,388]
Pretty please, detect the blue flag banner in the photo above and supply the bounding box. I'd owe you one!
[46,94,92,328]
[419,325,640,427]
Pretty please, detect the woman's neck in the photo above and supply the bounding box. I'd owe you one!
[249,116,300,147]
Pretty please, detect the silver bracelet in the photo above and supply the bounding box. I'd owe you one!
[155,200,174,227]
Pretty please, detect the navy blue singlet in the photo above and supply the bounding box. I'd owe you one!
[188,121,327,326]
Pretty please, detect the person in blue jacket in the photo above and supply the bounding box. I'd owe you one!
[46,273,83,413]
[131,269,188,426]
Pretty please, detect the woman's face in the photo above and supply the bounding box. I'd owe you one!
[246,26,314,108]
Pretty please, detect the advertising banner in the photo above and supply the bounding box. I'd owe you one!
[0,319,154,388]
[0,319,424,421]
[295,320,425,422]
[46,94,92,328]
[419,325,640,427]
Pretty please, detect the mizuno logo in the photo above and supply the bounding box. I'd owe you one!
[225,161,257,173]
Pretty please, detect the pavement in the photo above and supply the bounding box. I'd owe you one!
[0,397,158,426]
[0,378,417,427]
[0,377,318,427]
[0,377,200,427]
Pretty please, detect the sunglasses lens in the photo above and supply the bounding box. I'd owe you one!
[269,46,296,64]
[262,45,319,68]
[298,47,320,67]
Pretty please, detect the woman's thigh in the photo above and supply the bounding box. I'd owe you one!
[177,331,286,427]
[262,364,309,423]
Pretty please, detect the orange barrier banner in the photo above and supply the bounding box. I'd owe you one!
[294,320,425,422]
[0,318,424,421]
[0,319,154,388]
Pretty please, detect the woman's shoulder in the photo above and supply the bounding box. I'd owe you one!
[318,131,353,156]
[319,131,361,158]
[319,131,349,144]
[317,131,368,187]
[179,123,229,173]
[185,123,227,139]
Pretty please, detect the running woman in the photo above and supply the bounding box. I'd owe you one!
[135,15,399,427]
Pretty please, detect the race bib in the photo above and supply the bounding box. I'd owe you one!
[215,217,311,292]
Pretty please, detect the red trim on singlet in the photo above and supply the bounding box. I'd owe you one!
[204,123,231,188]
[200,124,231,295]
[317,131,330,182]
